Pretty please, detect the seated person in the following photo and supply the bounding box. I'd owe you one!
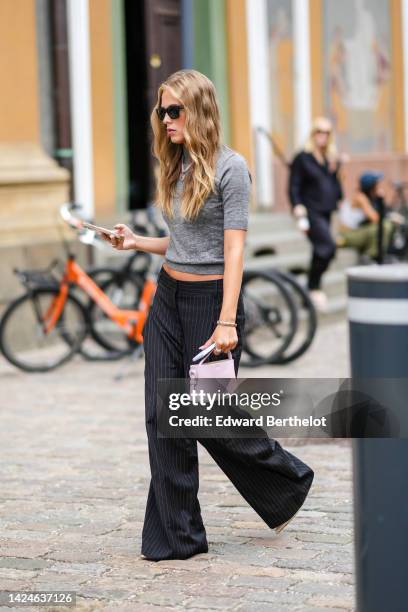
[336,171,393,260]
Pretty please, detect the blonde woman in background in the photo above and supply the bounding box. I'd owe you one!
[288,117,344,312]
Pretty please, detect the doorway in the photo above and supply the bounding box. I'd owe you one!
[124,0,182,210]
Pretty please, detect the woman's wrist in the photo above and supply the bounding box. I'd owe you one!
[218,310,236,321]
[217,319,237,327]
[293,204,307,218]
[133,234,140,250]
[131,233,144,251]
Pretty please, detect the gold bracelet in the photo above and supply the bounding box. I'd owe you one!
[217,319,237,327]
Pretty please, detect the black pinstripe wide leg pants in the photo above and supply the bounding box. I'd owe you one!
[141,265,314,561]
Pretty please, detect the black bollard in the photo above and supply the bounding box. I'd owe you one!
[347,263,408,612]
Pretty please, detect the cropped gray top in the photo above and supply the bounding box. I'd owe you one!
[162,144,252,274]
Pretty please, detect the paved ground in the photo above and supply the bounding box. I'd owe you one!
[0,320,355,611]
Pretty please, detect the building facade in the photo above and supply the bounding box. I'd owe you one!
[1,0,407,295]
[247,0,408,210]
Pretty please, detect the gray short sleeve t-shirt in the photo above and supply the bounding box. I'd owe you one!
[162,144,252,274]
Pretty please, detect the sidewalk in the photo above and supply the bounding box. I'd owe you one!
[0,320,355,611]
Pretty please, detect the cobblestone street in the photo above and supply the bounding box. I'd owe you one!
[0,320,355,611]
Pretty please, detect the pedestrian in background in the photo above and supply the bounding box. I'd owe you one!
[336,171,394,262]
[103,69,314,561]
[288,117,344,312]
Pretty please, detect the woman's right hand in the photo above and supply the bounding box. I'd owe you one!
[100,223,138,250]
[293,204,310,234]
[296,216,310,234]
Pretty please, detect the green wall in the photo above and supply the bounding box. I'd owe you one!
[193,0,231,144]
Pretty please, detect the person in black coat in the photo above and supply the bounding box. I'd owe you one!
[288,117,344,312]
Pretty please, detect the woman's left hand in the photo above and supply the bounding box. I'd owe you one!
[199,324,238,355]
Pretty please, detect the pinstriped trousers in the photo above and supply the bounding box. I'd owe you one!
[141,265,314,560]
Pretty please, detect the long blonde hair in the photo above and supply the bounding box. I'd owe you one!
[150,69,222,221]
[304,116,338,162]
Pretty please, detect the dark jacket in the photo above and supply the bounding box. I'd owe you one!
[359,195,385,227]
[288,151,343,213]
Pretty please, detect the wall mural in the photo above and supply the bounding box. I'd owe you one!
[323,0,393,153]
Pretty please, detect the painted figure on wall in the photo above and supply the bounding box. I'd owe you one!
[328,26,348,138]
[324,0,393,153]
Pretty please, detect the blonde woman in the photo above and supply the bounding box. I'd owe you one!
[289,117,344,312]
[104,69,314,561]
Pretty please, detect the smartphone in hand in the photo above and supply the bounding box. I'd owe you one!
[81,221,119,237]
[192,342,217,362]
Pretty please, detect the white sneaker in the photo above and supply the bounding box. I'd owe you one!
[309,289,328,313]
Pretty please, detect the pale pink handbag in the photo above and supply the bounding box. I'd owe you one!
[189,348,238,396]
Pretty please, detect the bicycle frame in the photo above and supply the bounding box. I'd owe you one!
[49,255,156,343]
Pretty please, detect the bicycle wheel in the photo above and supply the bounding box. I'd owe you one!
[272,270,318,364]
[86,274,144,355]
[0,288,88,372]
[240,270,298,367]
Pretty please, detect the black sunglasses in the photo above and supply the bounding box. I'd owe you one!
[156,104,184,121]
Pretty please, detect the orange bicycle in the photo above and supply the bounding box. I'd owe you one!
[0,204,158,372]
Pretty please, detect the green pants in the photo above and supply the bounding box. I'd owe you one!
[338,220,393,258]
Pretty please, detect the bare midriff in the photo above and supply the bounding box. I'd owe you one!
[162,262,224,281]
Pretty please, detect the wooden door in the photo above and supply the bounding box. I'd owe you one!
[125,0,182,209]
[145,0,182,201]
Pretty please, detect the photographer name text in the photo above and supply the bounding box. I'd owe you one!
[168,415,327,428]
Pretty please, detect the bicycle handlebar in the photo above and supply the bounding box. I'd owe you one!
[60,202,88,229]
[59,202,118,251]
[60,202,167,250]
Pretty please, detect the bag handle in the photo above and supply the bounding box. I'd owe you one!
[198,349,233,365]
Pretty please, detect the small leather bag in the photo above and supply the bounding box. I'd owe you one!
[189,348,238,396]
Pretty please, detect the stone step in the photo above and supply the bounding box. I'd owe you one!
[244,248,358,276]
[243,224,357,323]
[246,228,308,256]
[240,265,348,328]
[287,268,347,300]
[248,211,296,232]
